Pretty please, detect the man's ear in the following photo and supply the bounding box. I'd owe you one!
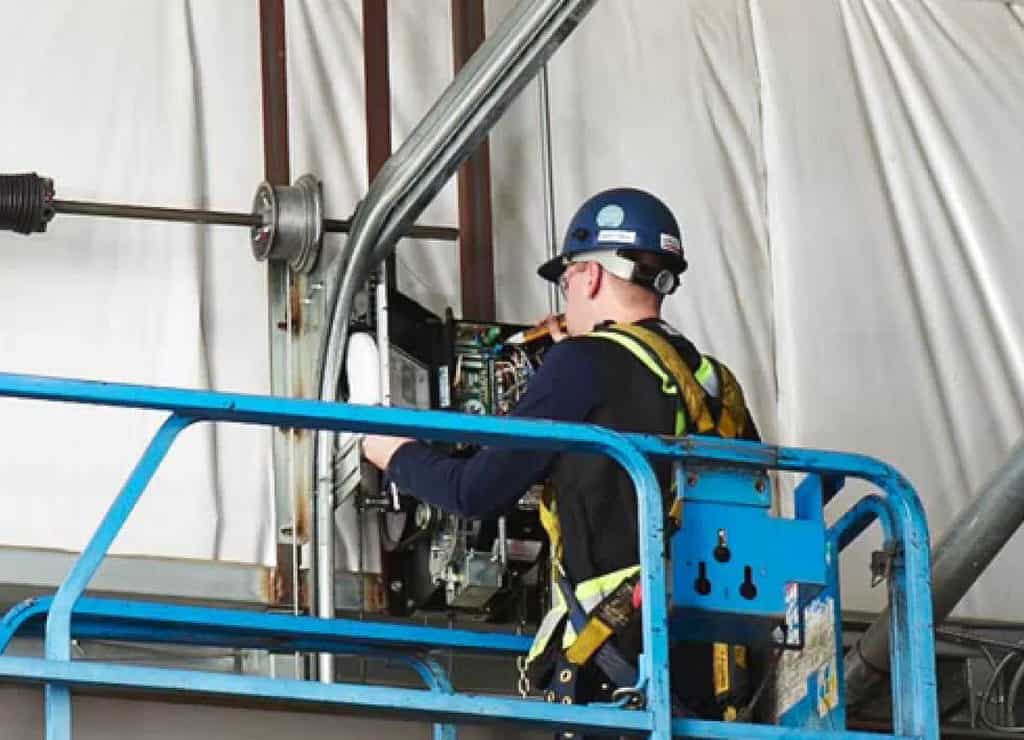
[585,262,602,299]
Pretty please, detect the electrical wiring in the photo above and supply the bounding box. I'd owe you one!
[935,629,1024,734]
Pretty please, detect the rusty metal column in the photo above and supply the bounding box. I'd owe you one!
[452,0,496,321]
[260,0,290,186]
[363,1,392,179]
[363,0,397,294]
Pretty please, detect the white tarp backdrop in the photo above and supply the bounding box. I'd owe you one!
[0,0,1021,619]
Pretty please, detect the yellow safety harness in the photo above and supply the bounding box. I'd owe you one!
[526,322,752,716]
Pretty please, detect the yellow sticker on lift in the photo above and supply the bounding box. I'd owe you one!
[816,658,839,718]
[713,643,730,696]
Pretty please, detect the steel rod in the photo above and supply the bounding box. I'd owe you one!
[323,217,458,241]
[394,223,460,242]
[52,199,260,228]
[50,199,458,241]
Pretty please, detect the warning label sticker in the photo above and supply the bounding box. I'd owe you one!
[775,591,836,720]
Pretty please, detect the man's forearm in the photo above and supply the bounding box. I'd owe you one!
[386,441,553,519]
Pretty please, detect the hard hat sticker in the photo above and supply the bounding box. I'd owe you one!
[660,233,682,254]
[597,229,636,245]
[595,204,625,228]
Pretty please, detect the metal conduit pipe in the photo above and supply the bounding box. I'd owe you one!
[846,438,1024,706]
[537,63,560,315]
[308,0,598,680]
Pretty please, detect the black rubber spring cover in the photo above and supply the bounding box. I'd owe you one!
[0,173,55,234]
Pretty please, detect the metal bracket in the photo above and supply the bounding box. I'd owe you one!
[870,543,898,588]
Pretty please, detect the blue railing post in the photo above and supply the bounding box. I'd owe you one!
[396,655,456,740]
[878,476,937,738]
[43,414,195,740]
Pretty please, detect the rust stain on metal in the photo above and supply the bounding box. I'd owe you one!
[294,475,312,542]
[363,574,387,613]
[266,546,290,605]
[288,278,303,335]
[264,565,287,606]
[267,545,299,606]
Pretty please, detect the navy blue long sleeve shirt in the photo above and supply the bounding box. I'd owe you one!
[386,339,603,518]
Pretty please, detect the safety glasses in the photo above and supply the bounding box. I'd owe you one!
[558,261,590,298]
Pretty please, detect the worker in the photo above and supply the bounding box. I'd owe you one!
[363,187,760,723]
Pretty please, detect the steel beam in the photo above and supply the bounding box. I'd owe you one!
[451,0,496,320]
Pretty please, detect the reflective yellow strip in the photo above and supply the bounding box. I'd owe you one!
[695,356,714,386]
[526,605,568,662]
[565,618,614,665]
[562,565,640,649]
[574,565,640,604]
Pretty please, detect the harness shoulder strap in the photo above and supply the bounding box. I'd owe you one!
[707,358,749,439]
[588,323,716,435]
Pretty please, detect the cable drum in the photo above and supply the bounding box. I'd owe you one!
[0,173,55,234]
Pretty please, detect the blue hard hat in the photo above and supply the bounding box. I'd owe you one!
[537,187,687,284]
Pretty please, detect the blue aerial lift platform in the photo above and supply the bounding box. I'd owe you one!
[0,372,938,739]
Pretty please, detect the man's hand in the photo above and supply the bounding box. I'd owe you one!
[363,434,413,470]
[540,313,568,343]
